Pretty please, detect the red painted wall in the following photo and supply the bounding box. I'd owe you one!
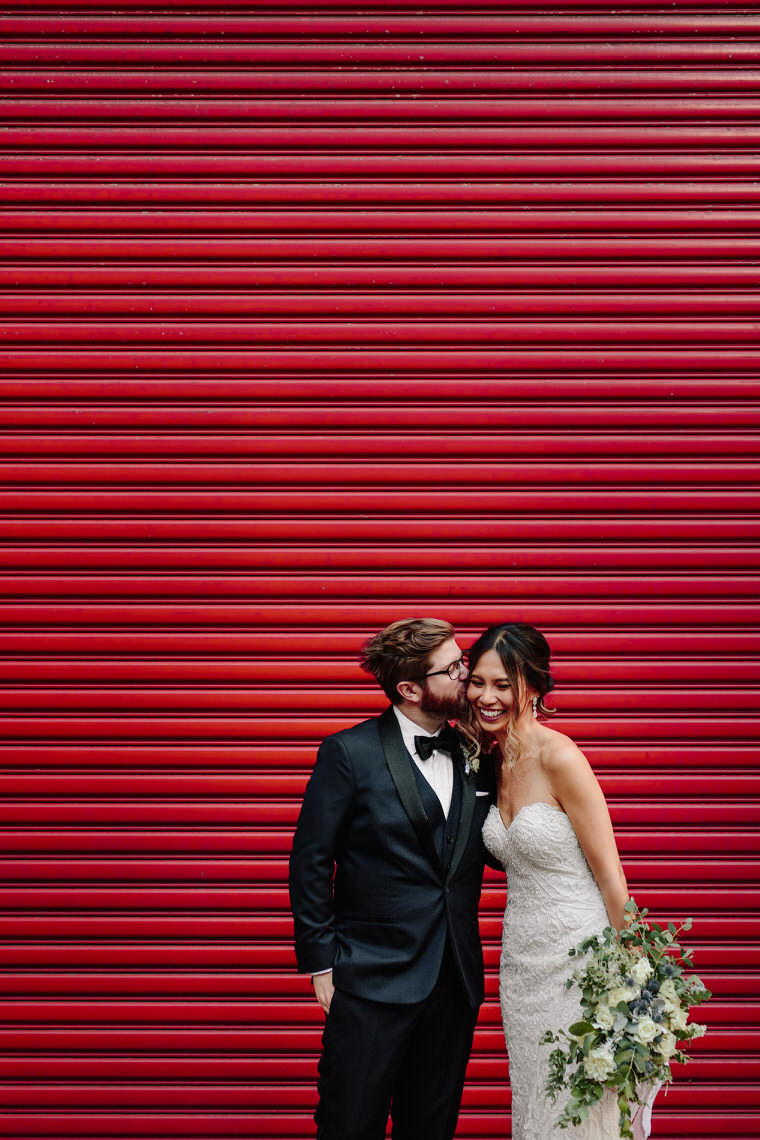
[0,3,758,1137]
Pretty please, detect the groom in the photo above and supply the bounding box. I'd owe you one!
[289,618,495,1140]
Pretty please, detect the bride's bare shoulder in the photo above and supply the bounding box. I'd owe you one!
[537,726,589,776]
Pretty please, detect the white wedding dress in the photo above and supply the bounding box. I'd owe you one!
[482,801,622,1139]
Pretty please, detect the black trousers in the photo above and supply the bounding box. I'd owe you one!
[314,945,478,1140]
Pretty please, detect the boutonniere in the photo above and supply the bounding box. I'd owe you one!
[464,749,480,776]
[452,723,480,775]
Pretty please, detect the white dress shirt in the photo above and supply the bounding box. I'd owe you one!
[393,705,454,818]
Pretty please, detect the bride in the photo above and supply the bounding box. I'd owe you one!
[464,622,630,1139]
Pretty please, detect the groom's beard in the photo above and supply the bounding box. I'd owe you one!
[420,682,468,720]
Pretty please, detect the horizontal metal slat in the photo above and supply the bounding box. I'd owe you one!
[3,429,759,457]
[10,233,760,259]
[8,152,760,179]
[2,488,759,512]
[9,260,760,288]
[4,13,760,37]
[10,347,760,373]
[2,401,758,429]
[7,0,754,10]
[2,518,758,543]
[0,943,300,969]
[1,573,756,601]
[4,67,760,96]
[8,318,760,348]
[9,123,760,149]
[5,292,760,320]
[0,629,753,655]
[3,39,760,66]
[6,178,760,206]
[3,375,759,400]
[5,97,760,125]
[1,545,758,572]
[2,459,758,484]
[0,600,757,629]
[15,206,760,235]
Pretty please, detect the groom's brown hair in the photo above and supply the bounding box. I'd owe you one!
[359,618,455,704]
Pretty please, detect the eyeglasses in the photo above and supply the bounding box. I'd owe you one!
[423,656,468,681]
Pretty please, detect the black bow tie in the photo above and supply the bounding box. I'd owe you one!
[414,726,461,761]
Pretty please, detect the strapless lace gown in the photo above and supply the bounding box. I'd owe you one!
[482,801,622,1139]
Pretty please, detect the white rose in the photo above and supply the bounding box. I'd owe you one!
[654,1030,677,1059]
[632,1017,659,1044]
[659,979,678,1004]
[583,1045,616,1082]
[668,1005,689,1032]
[607,985,634,1007]
[631,957,653,985]
[593,1004,615,1031]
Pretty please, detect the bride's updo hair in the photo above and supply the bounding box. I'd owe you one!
[461,622,556,768]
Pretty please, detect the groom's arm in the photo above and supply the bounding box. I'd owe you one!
[289,733,355,976]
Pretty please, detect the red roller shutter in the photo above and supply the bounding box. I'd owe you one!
[0,2,758,1138]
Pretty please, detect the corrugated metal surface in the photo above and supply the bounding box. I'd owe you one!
[0,2,758,1137]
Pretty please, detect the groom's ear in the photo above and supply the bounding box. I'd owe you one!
[396,678,422,705]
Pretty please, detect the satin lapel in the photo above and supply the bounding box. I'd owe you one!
[379,707,442,875]
[446,756,476,882]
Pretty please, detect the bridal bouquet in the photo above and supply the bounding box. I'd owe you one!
[541,898,711,1139]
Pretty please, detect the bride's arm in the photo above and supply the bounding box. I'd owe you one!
[545,739,629,933]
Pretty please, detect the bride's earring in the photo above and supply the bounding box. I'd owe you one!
[532,695,538,718]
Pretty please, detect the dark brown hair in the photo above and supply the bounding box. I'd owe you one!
[463,622,556,766]
[359,618,455,704]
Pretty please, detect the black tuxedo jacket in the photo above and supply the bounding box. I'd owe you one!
[289,706,495,1008]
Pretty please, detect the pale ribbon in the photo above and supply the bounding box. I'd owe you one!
[631,1081,663,1140]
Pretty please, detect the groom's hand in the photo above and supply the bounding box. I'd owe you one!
[312,969,335,1014]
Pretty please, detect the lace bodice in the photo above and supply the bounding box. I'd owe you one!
[483,802,621,1139]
